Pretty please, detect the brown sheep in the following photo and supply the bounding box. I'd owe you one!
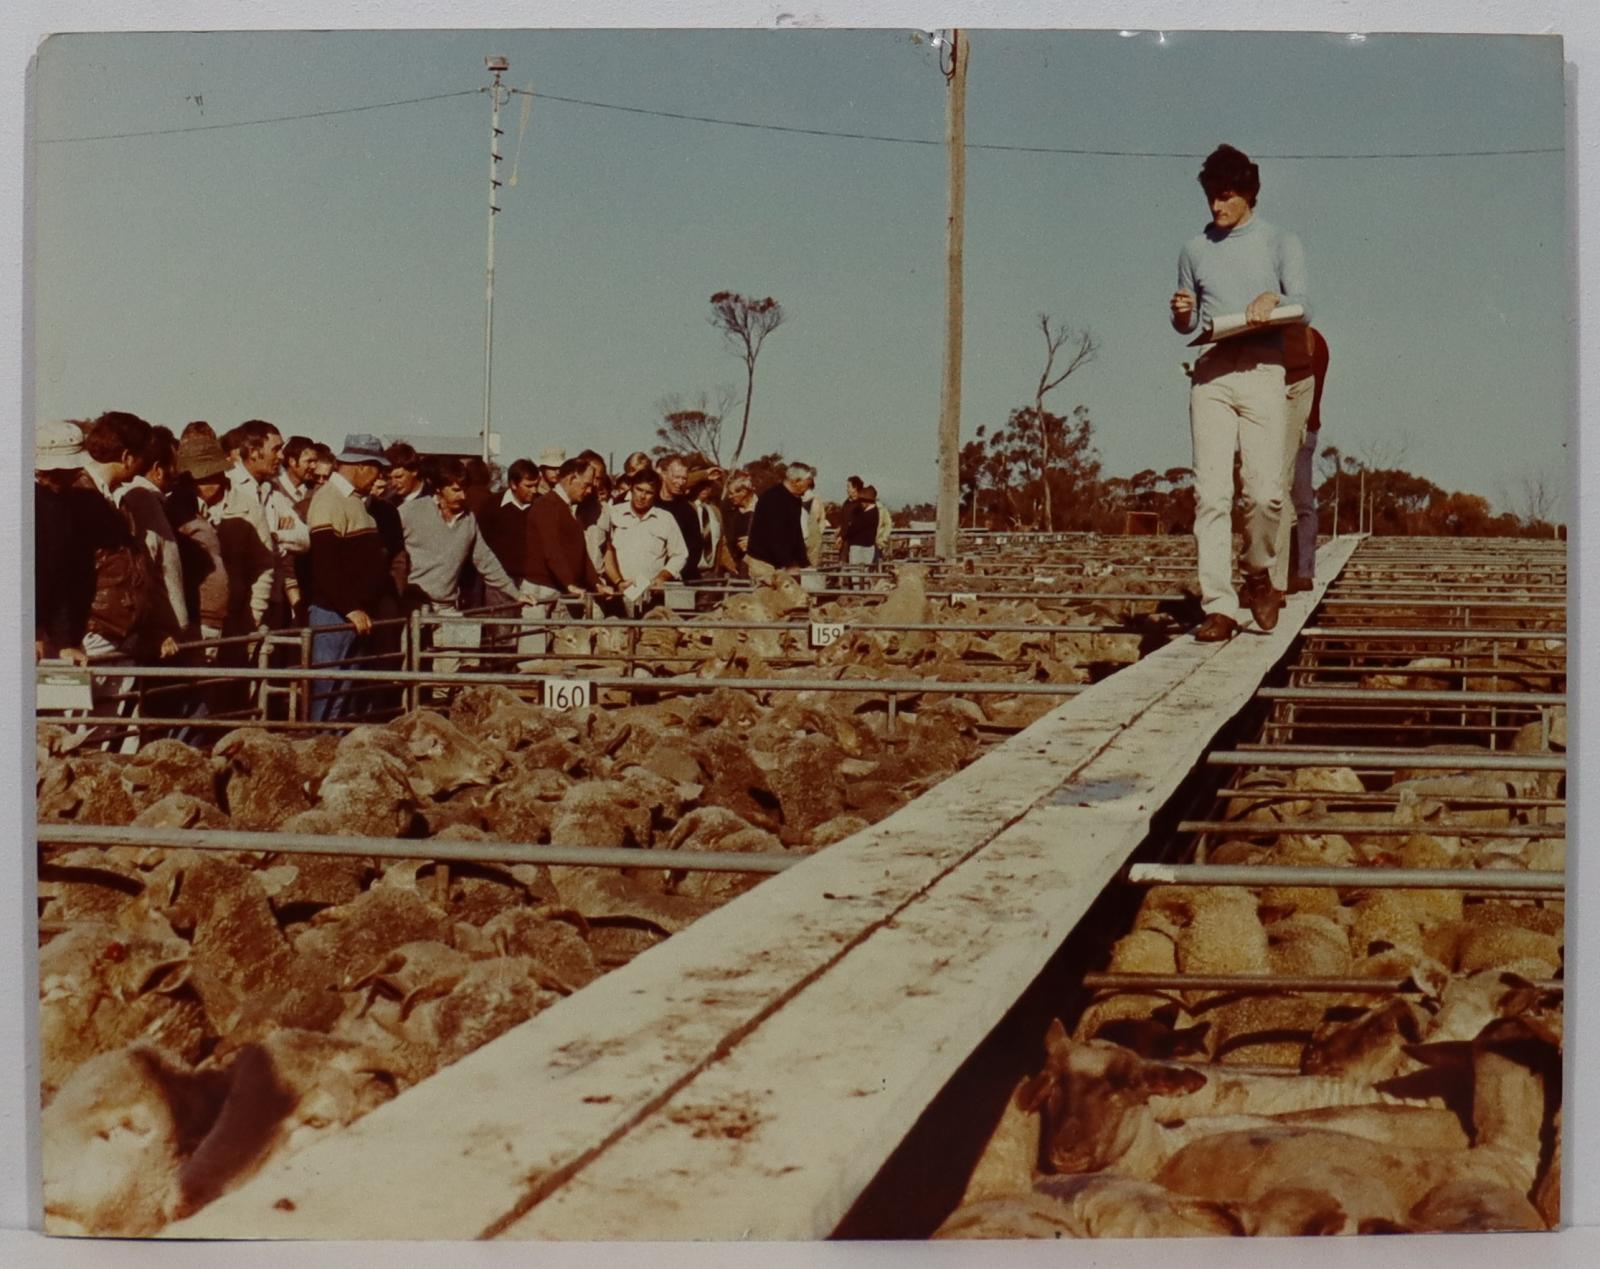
[1154,1016,1561,1232]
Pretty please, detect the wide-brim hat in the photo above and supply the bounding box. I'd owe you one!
[175,432,232,481]
[337,433,390,467]
[35,419,86,471]
[538,446,567,468]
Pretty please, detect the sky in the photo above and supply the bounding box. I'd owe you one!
[29,29,1569,514]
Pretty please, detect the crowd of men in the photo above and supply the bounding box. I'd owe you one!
[35,412,891,726]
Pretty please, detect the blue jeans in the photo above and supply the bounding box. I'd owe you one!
[1292,428,1319,580]
[308,605,361,721]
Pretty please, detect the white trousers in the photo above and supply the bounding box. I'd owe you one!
[517,582,562,665]
[1270,371,1315,590]
[1189,340,1289,616]
[418,601,464,680]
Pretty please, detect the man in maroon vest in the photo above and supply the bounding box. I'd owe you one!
[520,457,616,659]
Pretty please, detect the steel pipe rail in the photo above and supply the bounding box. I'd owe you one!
[1127,862,1564,892]
[1177,819,1561,838]
[1256,686,1565,706]
[1319,598,1565,610]
[437,614,1137,635]
[1212,789,1563,808]
[1209,749,1565,771]
[38,824,797,875]
[1082,972,1563,995]
[1299,626,1567,639]
[33,663,1088,696]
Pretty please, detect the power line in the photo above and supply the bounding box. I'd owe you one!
[36,88,482,144]
[527,90,1561,160]
[38,81,1561,160]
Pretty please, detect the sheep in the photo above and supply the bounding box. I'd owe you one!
[42,1045,227,1235]
[1153,1015,1562,1232]
[1021,1020,1460,1182]
[943,1069,1367,1239]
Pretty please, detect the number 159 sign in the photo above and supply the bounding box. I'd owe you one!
[542,677,593,710]
[809,622,846,649]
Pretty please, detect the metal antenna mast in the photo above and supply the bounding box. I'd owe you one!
[481,55,510,464]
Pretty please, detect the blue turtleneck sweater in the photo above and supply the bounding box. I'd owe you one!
[1173,214,1311,347]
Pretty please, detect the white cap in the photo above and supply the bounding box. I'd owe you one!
[35,420,85,471]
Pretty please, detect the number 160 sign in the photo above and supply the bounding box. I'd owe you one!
[542,677,593,710]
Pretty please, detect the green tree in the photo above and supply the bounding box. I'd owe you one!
[709,292,785,468]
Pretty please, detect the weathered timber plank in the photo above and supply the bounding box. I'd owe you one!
[497,539,1360,1238]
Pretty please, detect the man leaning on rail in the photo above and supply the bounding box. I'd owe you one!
[1169,143,1312,642]
[303,435,391,722]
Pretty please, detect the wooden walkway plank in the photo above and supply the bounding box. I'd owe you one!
[499,542,1360,1239]
[165,539,1357,1241]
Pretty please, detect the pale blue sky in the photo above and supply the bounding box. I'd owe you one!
[30,29,1568,513]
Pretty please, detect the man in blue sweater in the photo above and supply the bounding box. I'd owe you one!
[1170,144,1311,641]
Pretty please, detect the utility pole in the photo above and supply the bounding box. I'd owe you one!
[935,30,967,562]
[481,56,509,464]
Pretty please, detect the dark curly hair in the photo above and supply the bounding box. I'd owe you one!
[1198,144,1261,207]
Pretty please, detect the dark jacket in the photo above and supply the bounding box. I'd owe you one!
[524,490,600,592]
[166,484,229,632]
[68,471,156,644]
[479,495,533,584]
[305,482,392,617]
[35,482,95,651]
[367,496,410,599]
[656,495,703,581]
[842,503,880,548]
[747,483,809,570]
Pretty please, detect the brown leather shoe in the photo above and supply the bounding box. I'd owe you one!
[1288,575,1314,594]
[1243,571,1284,631]
[1193,612,1238,642]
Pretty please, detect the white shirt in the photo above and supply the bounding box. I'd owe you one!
[609,503,688,598]
[223,463,279,622]
[696,500,722,568]
[583,498,612,575]
[266,481,309,556]
[501,488,534,510]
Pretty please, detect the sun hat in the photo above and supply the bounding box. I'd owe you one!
[175,431,232,481]
[35,420,85,471]
[538,446,567,468]
[337,433,391,467]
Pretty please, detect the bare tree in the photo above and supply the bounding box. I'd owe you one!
[1355,432,1412,473]
[1030,314,1098,530]
[652,385,739,464]
[1499,469,1561,533]
[709,291,785,468]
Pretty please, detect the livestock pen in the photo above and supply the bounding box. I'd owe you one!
[31,535,1567,1240]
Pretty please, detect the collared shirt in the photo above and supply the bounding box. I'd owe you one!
[229,462,268,504]
[83,464,116,502]
[609,502,688,594]
[501,488,534,511]
[330,471,357,499]
[278,471,308,504]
